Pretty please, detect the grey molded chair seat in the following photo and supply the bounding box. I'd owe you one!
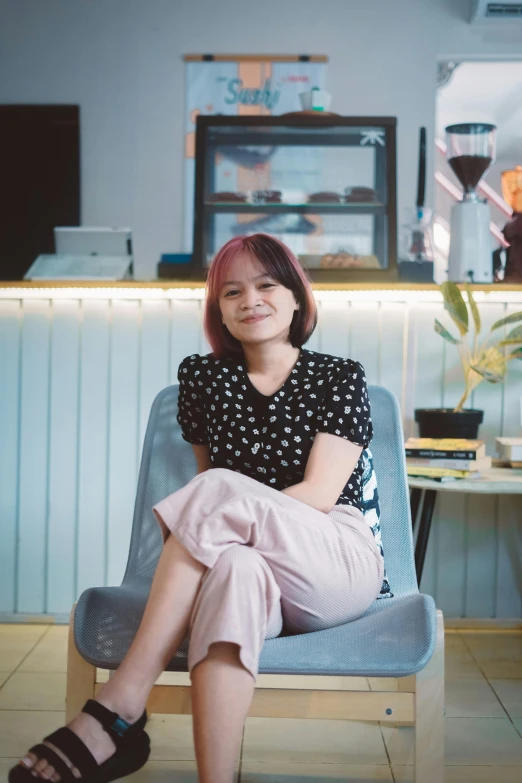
[67,384,444,783]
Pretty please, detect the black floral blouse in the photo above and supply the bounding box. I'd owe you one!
[177,348,393,599]
[177,348,372,507]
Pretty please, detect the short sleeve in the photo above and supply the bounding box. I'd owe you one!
[176,355,209,445]
[317,360,373,449]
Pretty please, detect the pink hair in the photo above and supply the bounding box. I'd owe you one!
[203,234,317,359]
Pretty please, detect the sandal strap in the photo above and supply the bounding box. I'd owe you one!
[82,699,136,746]
[28,744,77,783]
[42,727,98,777]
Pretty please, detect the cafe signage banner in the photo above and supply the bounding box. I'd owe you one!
[183,55,328,250]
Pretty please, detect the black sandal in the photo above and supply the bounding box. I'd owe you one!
[8,699,150,783]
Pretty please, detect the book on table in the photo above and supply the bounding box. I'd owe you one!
[406,465,482,480]
[406,455,492,471]
[405,438,486,460]
[404,438,488,481]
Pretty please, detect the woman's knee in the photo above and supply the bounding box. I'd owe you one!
[213,543,266,580]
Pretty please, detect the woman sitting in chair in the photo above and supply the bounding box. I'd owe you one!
[11,234,390,783]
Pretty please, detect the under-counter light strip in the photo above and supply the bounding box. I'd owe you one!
[0,287,205,300]
[1,287,522,303]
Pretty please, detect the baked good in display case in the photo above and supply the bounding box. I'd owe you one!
[319,252,381,269]
[209,191,248,203]
[308,191,342,203]
[344,186,377,202]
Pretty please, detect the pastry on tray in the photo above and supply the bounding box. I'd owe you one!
[308,191,342,203]
[209,191,248,202]
[344,186,377,202]
[320,252,366,268]
[320,252,382,269]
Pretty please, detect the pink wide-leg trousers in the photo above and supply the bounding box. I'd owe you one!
[152,468,384,681]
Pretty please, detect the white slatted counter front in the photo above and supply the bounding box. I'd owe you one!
[1,283,521,621]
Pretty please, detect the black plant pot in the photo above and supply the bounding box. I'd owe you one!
[414,408,484,439]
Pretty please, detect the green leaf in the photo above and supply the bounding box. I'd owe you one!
[465,284,481,334]
[469,364,504,383]
[434,319,460,344]
[509,346,522,359]
[469,346,507,384]
[440,282,468,336]
[490,311,522,332]
[505,324,522,342]
[498,324,522,346]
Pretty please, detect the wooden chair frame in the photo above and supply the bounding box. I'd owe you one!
[66,605,444,782]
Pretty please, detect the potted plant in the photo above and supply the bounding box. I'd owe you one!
[414,282,522,439]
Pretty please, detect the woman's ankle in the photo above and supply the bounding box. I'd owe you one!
[94,685,146,725]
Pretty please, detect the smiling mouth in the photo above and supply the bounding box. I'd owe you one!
[242,315,268,324]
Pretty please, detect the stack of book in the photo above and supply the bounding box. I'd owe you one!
[405,438,492,482]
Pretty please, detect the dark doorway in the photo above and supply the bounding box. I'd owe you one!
[0,104,80,280]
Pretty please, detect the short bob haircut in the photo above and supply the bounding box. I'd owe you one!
[204,233,317,359]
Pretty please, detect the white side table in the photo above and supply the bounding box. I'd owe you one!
[408,467,522,583]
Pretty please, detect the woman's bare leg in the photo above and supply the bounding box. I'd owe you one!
[22,533,206,781]
[191,642,256,783]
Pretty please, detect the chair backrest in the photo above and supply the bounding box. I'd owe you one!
[123,384,418,601]
[366,385,418,602]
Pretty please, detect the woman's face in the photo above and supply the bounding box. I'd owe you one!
[218,252,299,348]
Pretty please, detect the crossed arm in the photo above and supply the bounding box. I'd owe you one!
[191,432,363,515]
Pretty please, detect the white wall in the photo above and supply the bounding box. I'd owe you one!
[1,0,521,278]
[1,288,522,619]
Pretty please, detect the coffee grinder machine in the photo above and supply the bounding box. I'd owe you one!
[446,122,497,283]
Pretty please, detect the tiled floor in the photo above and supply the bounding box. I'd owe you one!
[0,624,521,782]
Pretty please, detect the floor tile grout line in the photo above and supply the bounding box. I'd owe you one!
[482,671,522,733]
[378,719,395,780]
[459,632,522,725]
[0,625,52,691]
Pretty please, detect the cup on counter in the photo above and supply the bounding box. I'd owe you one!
[299,89,332,112]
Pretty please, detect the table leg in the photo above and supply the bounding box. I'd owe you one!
[414,489,438,585]
[410,488,422,532]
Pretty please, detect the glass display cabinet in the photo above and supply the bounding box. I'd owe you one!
[192,114,397,282]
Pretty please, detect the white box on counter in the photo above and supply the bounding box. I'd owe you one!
[496,437,522,462]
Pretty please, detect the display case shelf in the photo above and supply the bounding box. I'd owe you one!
[204,202,386,215]
[192,114,398,282]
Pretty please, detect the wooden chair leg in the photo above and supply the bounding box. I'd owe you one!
[66,604,96,722]
[414,609,445,783]
[385,674,416,727]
